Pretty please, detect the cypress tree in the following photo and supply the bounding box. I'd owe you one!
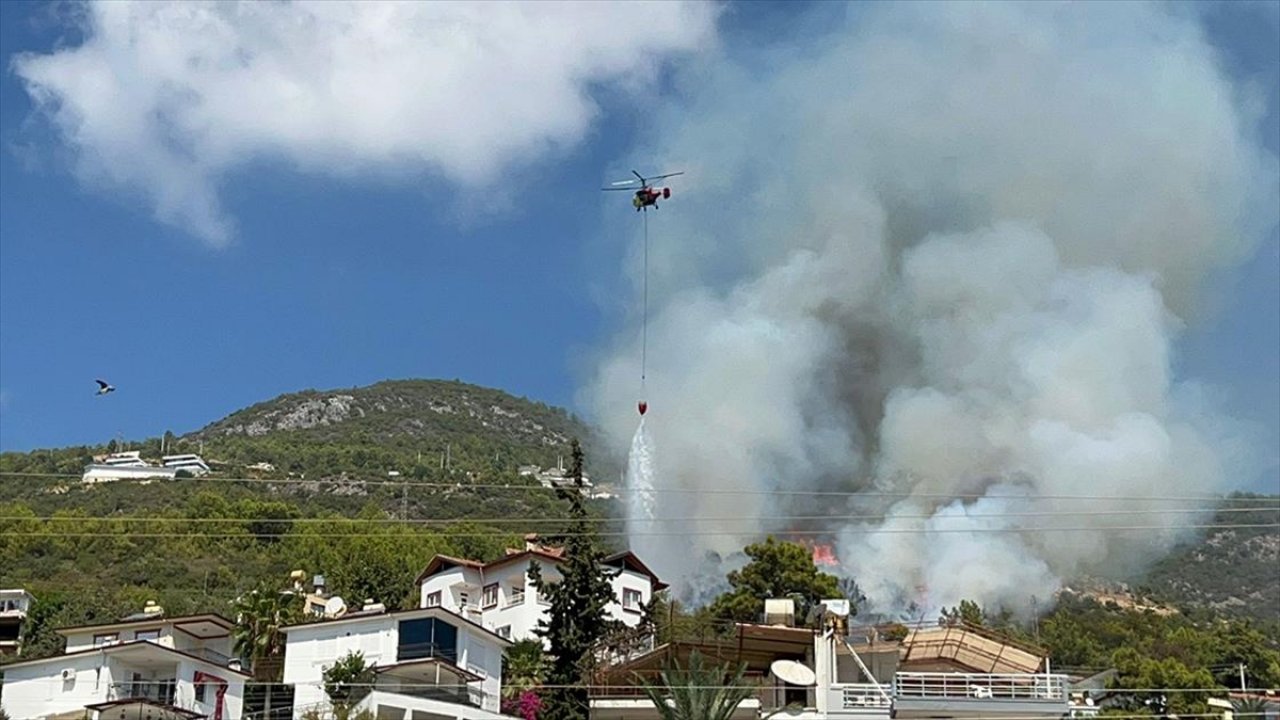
[530,439,620,720]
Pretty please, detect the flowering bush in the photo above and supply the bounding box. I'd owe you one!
[502,690,542,720]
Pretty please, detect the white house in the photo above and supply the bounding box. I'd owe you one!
[0,588,35,657]
[414,537,666,645]
[0,608,246,720]
[162,454,212,476]
[82,452,178,483]
[281,604,513,720]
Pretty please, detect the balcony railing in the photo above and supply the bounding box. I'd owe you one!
[110,680,177,705]
[396,641,458,664]
[893,672,1067,702]
[832,683,893,710]
[183,645,233,667]
[386,682,475,706]
[504,592,526,608]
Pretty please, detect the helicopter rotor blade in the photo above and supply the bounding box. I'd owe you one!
[632,169,646,183]
[645,171,684,182]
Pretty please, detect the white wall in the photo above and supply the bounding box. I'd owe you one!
[420,567,481,613]
[63,622,233,659]
[0,642,244,720]
[283,612,506,717]
[175,657,245,720]
[476,563,549,643]
[607,567,655,626]
[426,559,655,646]
[0,652,112,720]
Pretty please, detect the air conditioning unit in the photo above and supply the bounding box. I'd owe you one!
[60,668,75,681]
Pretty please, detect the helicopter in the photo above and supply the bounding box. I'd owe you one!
[602,170,683,211]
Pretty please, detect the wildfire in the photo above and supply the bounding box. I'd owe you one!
[812,542,839,567]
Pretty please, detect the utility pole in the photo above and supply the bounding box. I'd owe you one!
[1239,663,1247,692]
[401,481,409,521]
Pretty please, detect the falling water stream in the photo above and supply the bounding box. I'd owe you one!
[625,418,658,557]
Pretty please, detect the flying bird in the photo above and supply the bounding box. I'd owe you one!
[95,379,115,396]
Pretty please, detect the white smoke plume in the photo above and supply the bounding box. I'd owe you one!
[588,2,1277,615]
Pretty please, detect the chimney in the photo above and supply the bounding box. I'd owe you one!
[524,533,540,551]
[143,600,164,616]
[289,570,306,591]
[313,575,327,596]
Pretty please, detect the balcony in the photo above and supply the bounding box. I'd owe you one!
[828,683,892,715]
[504,591,526,608]
[892,672,1069,719]
[177,644,233,667]
[110,680,177,705]
[397,641,458,664]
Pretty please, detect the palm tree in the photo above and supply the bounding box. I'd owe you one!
[504,638,548,696]
[638,651,756,720]
[232,585,301,681]
[1233,696,1271,720]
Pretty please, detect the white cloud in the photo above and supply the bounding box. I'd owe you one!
[11,1,719,245]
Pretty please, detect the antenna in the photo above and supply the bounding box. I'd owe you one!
[770,660,816,687]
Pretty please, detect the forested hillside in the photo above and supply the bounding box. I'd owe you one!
[1141,496,1280,619]
[0,379,604,483]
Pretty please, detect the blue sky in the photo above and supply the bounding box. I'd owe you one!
[0,1,1276,493]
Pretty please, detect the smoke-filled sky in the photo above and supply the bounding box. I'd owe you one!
[589,1,1279,612]
[0,1,1276,609]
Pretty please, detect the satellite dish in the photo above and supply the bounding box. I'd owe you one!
[771,660,816,687]
[324,596,347,617]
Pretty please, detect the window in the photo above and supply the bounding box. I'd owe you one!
[93,633,119,647]
[508,583,525,606]
[622,588,643,611]
[195,680,207,703]
[496,625,512,639]
[398,617,459,663]
[425,591,441,608]
[482,583,499,609]
[135,629,160,643]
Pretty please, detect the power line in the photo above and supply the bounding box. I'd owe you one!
[0,507,1273,526]
[3,522,1275,539]
[3,471,1277,504]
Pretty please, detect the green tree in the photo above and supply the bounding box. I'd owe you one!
[323,650,376,717]
[1110,647,1216,716]
[232,584,302,681]
[504,638,549,696]
[941,599,985,627]
[638,650,755,720]
[709,537,841,624]
[530,439,620,720]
